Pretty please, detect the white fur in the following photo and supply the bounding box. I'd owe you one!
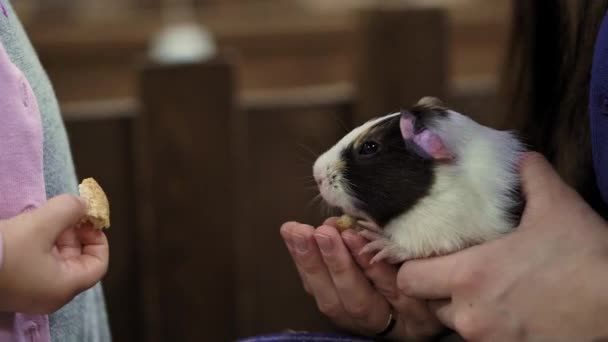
[385,110,523,258]
[314,110,523,260]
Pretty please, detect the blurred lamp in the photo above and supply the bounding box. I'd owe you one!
[149,1,217,64]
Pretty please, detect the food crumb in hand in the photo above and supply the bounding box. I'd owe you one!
[336,215,355,232]
[78,177,111,230]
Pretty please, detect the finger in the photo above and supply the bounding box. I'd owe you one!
[519,152,565,207]
[323,217,339,227]
[28,194,87,242]
[314,225,390,331]
[427,299,456,330]
[344,230,442,337]
[289,247,312,294]
[280,222,311,294]
[283,223,350,324]
[342,229,399,300]
[430,300,498,341]
[63,225,109,292]
[76,224,109,252]
[55,227,82,259]
[397,251,471,299]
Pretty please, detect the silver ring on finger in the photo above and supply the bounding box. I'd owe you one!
[375,310,396,338]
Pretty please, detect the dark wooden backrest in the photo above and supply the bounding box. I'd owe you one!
[355,5,448,123]
[234,87,354,337]
[63,100,141,342]
[136,58,238,342]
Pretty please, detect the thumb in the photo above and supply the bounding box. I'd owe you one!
[518,151,571,219]
[28,194,87,241]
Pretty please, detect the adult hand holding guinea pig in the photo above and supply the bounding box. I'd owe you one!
[280,219,443,340]
[0,195,109,314]
[399,152,608,341]
[280,98,528,339]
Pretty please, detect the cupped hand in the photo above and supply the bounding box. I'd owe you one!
[398,152,608,341]
[0,194,109,314]
[281,218,443,340]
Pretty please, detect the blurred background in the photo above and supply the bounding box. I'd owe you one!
[13,0,512,340]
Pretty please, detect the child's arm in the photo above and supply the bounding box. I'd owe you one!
[0,194,109,314]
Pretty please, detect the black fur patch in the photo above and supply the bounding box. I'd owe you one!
[342,115,435,226]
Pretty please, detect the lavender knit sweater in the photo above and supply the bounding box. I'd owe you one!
[0,1,111,341]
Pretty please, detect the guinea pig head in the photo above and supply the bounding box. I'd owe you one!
[313,99,454,227]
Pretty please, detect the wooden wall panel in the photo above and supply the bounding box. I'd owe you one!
[136,59,237,342]
[65,113,140,342]
[355,5,449,123]
[235,105,352,338]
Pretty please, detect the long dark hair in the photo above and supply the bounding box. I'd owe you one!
[503,0,608,214]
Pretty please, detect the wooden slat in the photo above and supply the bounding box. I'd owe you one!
[236,105,350,337]
[448,76,504,128]
[28,0,511,104]
[355,5,449,123]
[241,82,354,112]
[234,79,355,338]
[61,98,138,121]
[65,113,140,342]
[29,10,357,102]
[136,58,237,342]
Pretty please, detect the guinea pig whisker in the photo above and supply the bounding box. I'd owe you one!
[297,144,320,159]
[346,181,359,189]
[296,158,316,167]
[320,200,341,218]
[322,202,331,217]
[306,193,324,211]
[296,175,316,181]
[310,194,329,214]
[301,178,319,187]
[329,114,351,134]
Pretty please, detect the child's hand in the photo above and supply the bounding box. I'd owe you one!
[0,194,109,314]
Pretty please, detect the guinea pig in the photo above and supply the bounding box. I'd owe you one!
[313,97,525,263]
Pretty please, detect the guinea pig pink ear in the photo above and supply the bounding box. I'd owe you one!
[399,113,416,140]
[400,113,453,161]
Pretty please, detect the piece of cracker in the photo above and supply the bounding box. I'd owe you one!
[78,178,110,229]
[336,215,355,232]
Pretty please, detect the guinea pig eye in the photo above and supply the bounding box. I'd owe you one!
[359,141,379,155]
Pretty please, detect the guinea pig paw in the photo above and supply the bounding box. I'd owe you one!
[359,236,392,255]
[370,247,411,264]
[359,230,411,264]
[358,229,384,241]
[356,220,382,233]
[359,239,389,256]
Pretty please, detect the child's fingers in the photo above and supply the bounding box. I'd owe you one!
[75,224,108,246]
[31,194,87,241]
[76,225,109,265]
[64,253,108,293]
[64,226,109,291]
